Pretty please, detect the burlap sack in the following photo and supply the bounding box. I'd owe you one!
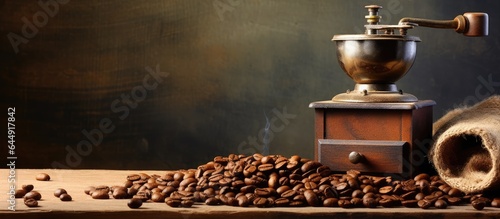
[431,95,500,194]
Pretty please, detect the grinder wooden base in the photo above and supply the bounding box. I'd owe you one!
[309,100,436,178]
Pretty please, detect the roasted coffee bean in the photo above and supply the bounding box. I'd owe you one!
[166,197,182,207]
[336,182,349,191]
[15,189,26,198]
[363,197,378,208]
[127,198,142,209]
[304,190,320,207]
[258,163,274,172]
[54,188,67,198]
[84,186,95,195]
[434,199,448,209]
[276,185,291,195]
[362,185,375,194]
[22,184,34,192]
[151,192,165,202]
[323,197,339,207]
[205,197,220,205]
[323,186,338,198]
[491,198,500,208]
[447,197,462,205]
[415,192,425,201]
[418,200,432,209]
[414,173,430,181]
[91,190,109,199]
[25,191,42,200]
[127,174,141,181]
[36,173,50,181]
[448,188,462,197]
[401,191,417,200]
[181,199,195,207]
[350,198,363,207]
[24,198,38,207]
[274,197,290,207]
[352,189,364,199]
[253,197,269,208]
[60,194,72,201]
[402,200,419,208]
[379,198,397,208]
[304,181,318,190]
[95,185,110,193]
[379,186,393,194]
[338,199,353,208]
[113,187,129,199]
[281,189,297,199]
[472,199,486,210]
[237,195,250,207]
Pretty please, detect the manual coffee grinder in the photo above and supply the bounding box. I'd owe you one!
[310,5,488,178]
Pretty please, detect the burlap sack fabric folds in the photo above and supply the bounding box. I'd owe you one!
[431,95,500,194]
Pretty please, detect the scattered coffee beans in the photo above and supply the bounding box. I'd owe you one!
[36,173,50,181]
[82,153,500,211]
[54,188,67,198]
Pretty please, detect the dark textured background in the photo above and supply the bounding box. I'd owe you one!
[1,0,499,169]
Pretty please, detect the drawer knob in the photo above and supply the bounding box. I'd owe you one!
[349,151,365,164]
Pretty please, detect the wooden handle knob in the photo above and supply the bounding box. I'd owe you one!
[349,151,365,164]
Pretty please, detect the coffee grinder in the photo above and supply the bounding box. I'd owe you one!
[310,5,488,177]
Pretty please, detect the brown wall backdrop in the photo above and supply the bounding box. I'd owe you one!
[1,0,499,169]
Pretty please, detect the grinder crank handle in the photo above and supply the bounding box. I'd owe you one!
[399,12,488,37]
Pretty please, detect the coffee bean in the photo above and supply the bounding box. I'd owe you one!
[205,197,220,205]
[402,200,419,208]
[60,194,72,201]
[379,198,397,208]
[304,181,318,190]
[323,186,338,198]
[237,195,250,207]
[54,188,67,198]
[253,197,269,208]
[447,197,462,205]
[22,184,34,192]
[24,198,38,207]
[151,192,165,202]
[128,198,143,209]
[304,190,320,207]
[414,173,430,181]
[25,191,41,200]
[36,173,50,181]
[15,189,26,198]
[434,199,447,209]
[113,187,129,199]
[181,199,195,207]
[472,199,486,210]
[448,188,462,197]
[418,199,432,209]
[352,189,364,199]
[166,197,182,207]
[379,186,393,194]
[258,163,274,172]
[363,197,378,208]
[274,197,290,207]
[281,189,297,199]
[127,174,141,181]
[338,199,353,208]
[491,198,500,208]
[91,190,109,199]
[415,192,425,201]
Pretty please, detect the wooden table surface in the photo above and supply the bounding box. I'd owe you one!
[1,169,499,219]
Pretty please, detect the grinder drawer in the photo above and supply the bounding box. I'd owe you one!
[318,139,408,174]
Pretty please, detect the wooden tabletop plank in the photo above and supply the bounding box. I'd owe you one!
[1,169,499,219]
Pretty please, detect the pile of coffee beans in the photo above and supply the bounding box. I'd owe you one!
[85,153,500,210]
[15,184,41,207]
